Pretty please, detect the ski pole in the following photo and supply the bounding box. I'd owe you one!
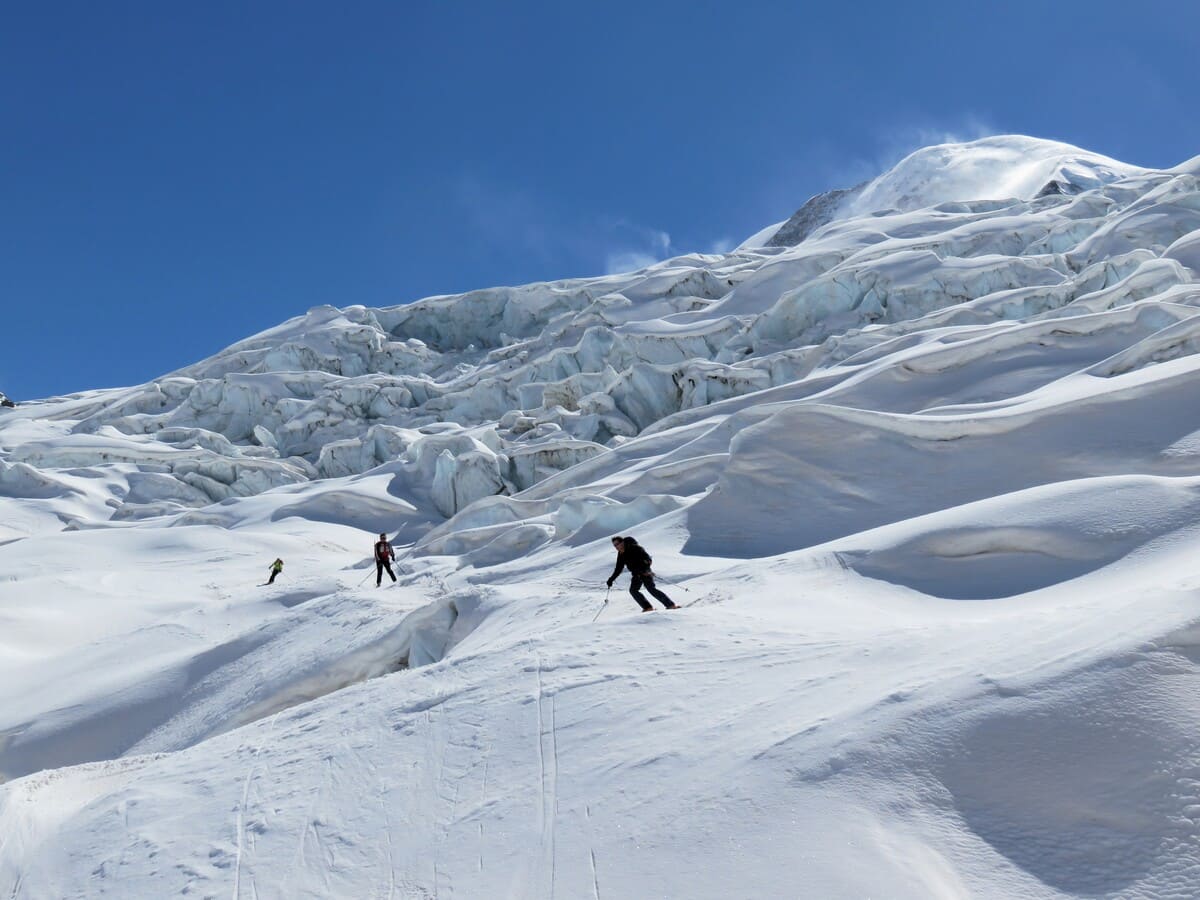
[592,587,610,623]
[356,565,374,587]
[651,571,691,592]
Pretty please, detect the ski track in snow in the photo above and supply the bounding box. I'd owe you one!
[4,135,1200,897]
[231,711,283,900]
[535,653,560,899]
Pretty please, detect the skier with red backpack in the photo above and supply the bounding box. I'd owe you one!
[374,533,397,586]
[606,536,678,612]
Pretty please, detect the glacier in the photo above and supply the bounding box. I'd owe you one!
[3,135,1200,897]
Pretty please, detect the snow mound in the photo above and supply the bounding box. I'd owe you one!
[846,135,1143,216]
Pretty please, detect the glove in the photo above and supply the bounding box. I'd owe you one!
[606,578,614,588]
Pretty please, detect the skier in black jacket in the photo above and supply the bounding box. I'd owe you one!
[606,536,677,612]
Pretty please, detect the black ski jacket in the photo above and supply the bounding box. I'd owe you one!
[609,537,652,581]
[375,540,395,562]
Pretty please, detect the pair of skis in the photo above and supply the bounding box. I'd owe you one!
[593,575,691,622]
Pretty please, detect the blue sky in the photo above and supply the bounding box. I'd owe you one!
[3,0,1197,399]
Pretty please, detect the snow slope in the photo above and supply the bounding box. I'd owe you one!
[4,135,1200,898]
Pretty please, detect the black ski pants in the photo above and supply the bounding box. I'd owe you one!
[268,570,280,584]
[629,570,674,611]
[376,559,396,585]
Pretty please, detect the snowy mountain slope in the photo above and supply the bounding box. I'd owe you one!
[4,136,1200,898]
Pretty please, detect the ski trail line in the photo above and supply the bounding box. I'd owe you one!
[477,743,491,873]
[534,655,546,896]
[550,692,560,899]
[232,712,279,900]
[287,749,328,885]
[378,770,397,900]
[311,755,335,895]
[536,654,559,899]
[1,822,16,899]
[586,804,601,900]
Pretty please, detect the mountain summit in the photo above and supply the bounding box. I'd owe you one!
[848,134,1141,213]
[761,135,1143,249]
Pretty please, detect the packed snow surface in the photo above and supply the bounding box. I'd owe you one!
[4,135,1200,898]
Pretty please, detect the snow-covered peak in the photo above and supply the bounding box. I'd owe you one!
[749,135,1144,249]
[845,134,1141,216]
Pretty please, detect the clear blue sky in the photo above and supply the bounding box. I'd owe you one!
[3,0,1197,399]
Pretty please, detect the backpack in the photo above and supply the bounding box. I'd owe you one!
[622,537,652,572]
